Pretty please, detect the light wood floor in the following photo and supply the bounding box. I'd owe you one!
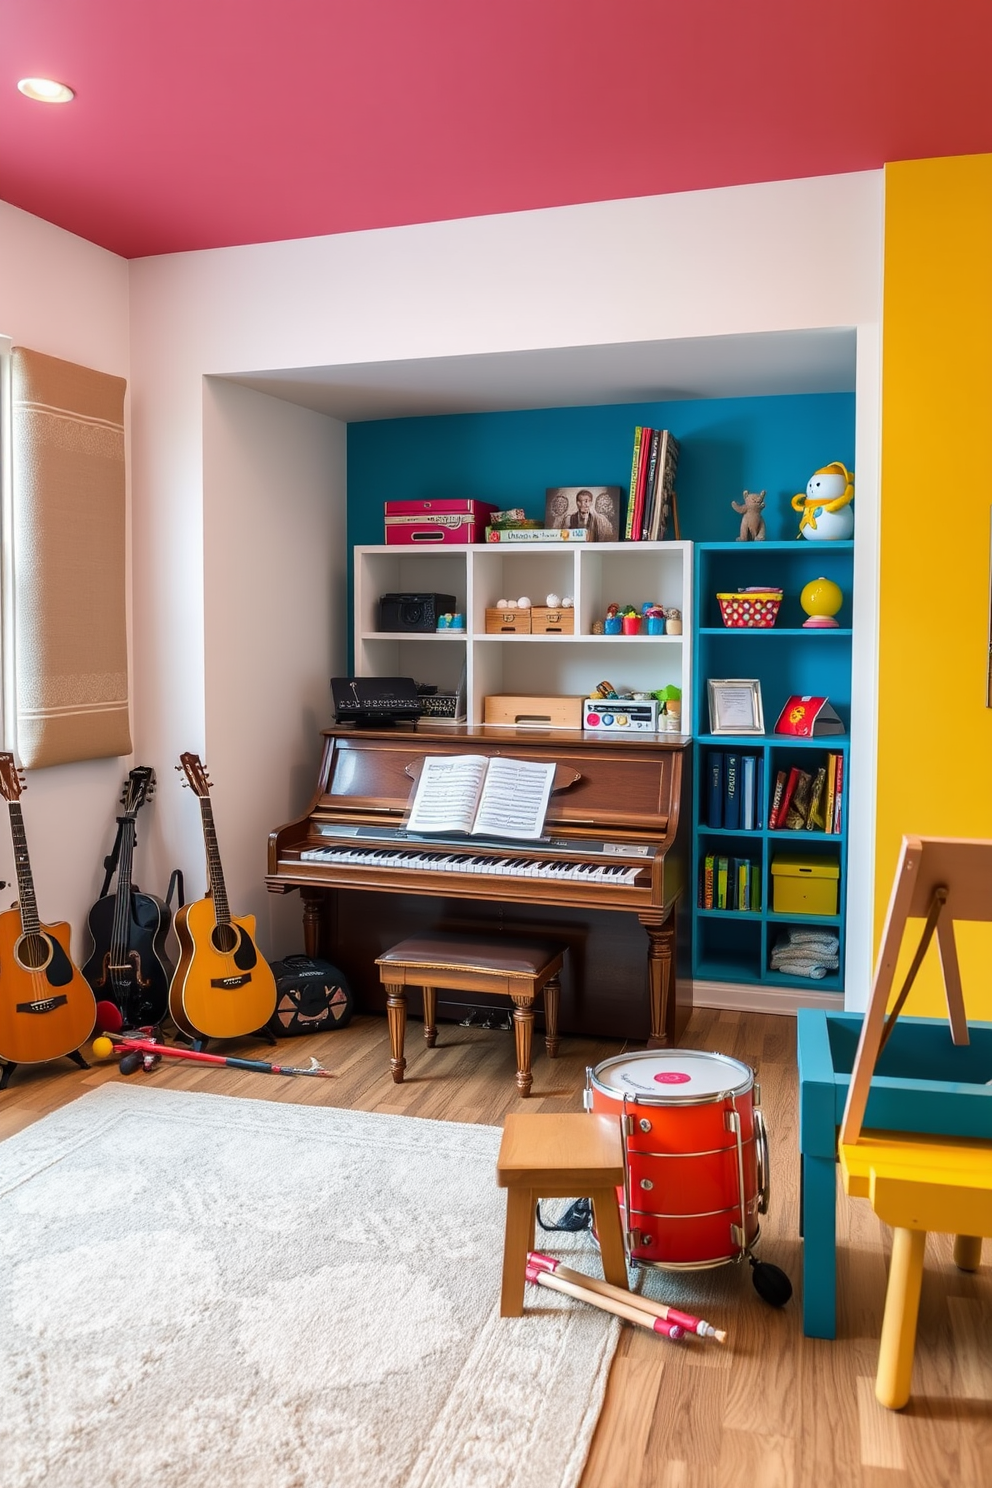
[1,1007,989,1487]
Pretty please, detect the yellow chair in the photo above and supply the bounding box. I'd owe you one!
[839,1131,991,1409]
[838,835,992,1410]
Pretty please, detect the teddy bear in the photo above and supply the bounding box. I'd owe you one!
[731,489,767,542]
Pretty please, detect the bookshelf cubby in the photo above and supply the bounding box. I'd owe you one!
[691,541,853,996]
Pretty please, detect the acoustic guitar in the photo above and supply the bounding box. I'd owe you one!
[82,766,173,1029]
[0,753,97,1083]
[169,752,277,1041]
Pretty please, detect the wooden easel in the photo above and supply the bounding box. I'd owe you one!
[839,835,987,1148]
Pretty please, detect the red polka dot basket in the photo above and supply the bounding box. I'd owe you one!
[716,590,783,628]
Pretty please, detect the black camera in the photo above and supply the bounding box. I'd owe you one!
[378,592,457,633]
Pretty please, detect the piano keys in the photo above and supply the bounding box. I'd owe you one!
[267,725,690,1045]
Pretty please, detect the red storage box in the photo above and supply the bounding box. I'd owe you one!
[384,499,497,546]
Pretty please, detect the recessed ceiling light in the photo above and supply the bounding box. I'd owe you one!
[18,78,75,104]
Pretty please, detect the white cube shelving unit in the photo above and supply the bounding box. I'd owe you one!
[353,541,693,728]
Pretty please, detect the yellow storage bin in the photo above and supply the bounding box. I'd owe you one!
[771,854,840,916]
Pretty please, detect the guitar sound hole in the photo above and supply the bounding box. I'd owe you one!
[211,923,240,955]
[16,932,53,971]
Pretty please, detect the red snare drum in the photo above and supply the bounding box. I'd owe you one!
[585,1049,769,1270]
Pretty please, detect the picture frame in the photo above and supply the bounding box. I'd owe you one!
[544,486,621,543]
[707,678,765,735]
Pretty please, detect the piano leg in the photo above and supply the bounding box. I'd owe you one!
[543,975,560,1059]
[640,911,676,1049]
[510,992,535,1097]
[301,888,326,959]
[385,983,407,1083]
[422,985,438,1048]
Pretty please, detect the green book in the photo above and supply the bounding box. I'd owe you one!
[716,856,729,910]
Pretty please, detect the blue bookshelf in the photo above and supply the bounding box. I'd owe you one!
[691,541,853,995]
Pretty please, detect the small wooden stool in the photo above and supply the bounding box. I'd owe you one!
[496,1111,629,1316]
[376,933,565,1096]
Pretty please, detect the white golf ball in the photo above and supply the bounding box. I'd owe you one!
[545,593,561,608]
[496,598,509,609]
[517,596,532,609]
[560,596,574,608]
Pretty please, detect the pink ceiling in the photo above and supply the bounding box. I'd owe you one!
[1,0,991,261]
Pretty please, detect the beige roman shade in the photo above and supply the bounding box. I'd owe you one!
[11,348,131,768]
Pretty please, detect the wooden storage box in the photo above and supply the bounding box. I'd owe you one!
[531,606,574,634]
[483,695,584,728]
[485,607,532,634]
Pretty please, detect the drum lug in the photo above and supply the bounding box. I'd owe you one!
[628,1226,651,1251]
[623,1113,634,1136]
[725,1109,740,1135]
[730,1223,744,1250]
[754,1078,762,1107]
[583,1068,593,1112]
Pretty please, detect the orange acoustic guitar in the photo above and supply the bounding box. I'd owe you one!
[169,752,277,1042]
[0,753,97,1089]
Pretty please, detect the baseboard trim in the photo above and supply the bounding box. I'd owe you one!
[686,978,844,1017]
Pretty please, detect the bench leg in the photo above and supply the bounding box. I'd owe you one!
[876,1226,926,1410]
[422,984,438,1048]
[500,1188,535,1316]
[511,993,535,1097]
[384,983,407,1083]
[590,1188,629,1290]
[953,1234,983,1272]
[543,975,560,1059]
[802,1153,838,1339]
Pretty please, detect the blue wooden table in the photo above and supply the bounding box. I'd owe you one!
[796,1009,992,1338]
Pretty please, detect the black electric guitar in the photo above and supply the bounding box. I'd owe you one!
[82,767,173,1028]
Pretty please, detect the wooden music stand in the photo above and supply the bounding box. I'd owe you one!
[839,834,985,1148]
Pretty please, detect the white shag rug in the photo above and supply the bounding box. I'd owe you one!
[0,1084,618,1488]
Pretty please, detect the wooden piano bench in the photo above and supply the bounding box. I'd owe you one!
[375,932,566,1097]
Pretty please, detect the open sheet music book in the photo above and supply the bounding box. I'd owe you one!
[406,755,556,840]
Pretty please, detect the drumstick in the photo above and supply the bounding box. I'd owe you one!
[528,1252,726,1342]
[525,1261,684,1339]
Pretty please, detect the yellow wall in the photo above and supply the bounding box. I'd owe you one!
[876,154,992,1016]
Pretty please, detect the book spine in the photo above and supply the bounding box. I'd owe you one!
[750,863,761,912]
[484,528,588,542]
[627,428,645,544]
[833,753,844,834]
[742,755,756,831]
[703,853,715,909]
[624,427,643,541]
[631,426,652,542]
[756,754,765,830]
[724,753,740,831]
[768,769,787,830]
[640,429,661,541]
[707,752,724,829]
[653,431,679,541]
[824,753,837,835]
[716,856,728,910]
[737,860,748,912]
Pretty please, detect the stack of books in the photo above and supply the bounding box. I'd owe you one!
[624,428,679,541]
[768,753,844,833]
[700,854,761,912]
[706,751,765,831]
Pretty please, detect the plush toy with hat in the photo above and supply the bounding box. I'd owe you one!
[792,462,854,541]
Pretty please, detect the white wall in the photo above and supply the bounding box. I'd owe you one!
[128,170,884,989]
[200,378,346,950]
[0,201,130,958]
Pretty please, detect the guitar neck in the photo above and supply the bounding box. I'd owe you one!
[7,801,40,935]
[198,798,231,924]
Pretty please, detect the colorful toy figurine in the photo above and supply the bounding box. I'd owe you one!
[792,462,854,541]
[732,490,767,542]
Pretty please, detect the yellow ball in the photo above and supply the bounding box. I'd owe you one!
[91,1036,115,1061]
[800,576,843,619]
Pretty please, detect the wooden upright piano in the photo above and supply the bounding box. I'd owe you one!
[267,725,691,1045]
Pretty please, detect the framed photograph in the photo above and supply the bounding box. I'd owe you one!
[707,678,765,735]
[545,486,621,543]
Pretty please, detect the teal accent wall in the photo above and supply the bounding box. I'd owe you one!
[346,391,856,548]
